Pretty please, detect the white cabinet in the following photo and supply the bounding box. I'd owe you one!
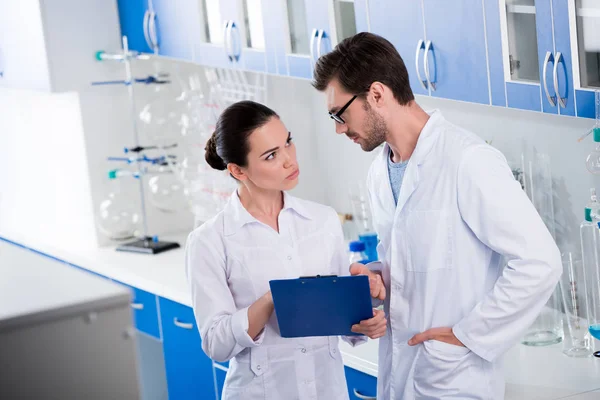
[0,0,122,92]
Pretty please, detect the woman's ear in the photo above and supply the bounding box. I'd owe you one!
[227,163,247,181]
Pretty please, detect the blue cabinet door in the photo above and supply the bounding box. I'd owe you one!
[551,0,575,117]
[535,0,558,115]
[421,0,490,104]
[116,0,153,53]
[369,0,428,96]
[265,0,332,79]
[119,284,161,340]
[151,0,198,60]
[160,297,215,400]
[345,367,377,400]
[194,0,230,68]
[483,0,507,107]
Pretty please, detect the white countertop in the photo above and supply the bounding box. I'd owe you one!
[0,238,130,331]
[2,230,600,399]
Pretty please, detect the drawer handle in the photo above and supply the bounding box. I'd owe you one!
[130,303,144,310]
[173,318,194,330]
[353,389,376,400]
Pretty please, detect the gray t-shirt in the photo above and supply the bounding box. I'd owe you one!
[387,151,409,205]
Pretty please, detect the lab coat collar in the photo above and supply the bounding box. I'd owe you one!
[380,109,442,167]
[374,109,444,215]
[223,190,313,236]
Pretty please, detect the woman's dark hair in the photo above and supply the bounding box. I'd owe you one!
[205,100,279,171]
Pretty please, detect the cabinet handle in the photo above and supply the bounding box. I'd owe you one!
[310,28,319,66]
[148,11,159,53]
[542,51,556,107]
[415,40,428,90]
[316,29,329,59]
[553,51,567,109]
[229,21,241,62]
[424,40,436,91]
[173,318,194,330]
[223,20,232,60]
[130,303,144,310]
[143,10,152,51]
[353,389,376,400]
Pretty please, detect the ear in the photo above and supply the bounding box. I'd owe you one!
[227,163,247,181]
[368,82,386,107]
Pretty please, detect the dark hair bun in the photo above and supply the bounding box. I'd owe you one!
[205,133,227,171]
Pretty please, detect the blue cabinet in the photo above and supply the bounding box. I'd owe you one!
[345,367,377,400]
[151,0,198,60]
[535,0,559,115]
[369,0,428,96]
[159,297,216,400]
[422,0,490,105]
[495,0,576,115]
[549,0,576,117]
[370,0,490,104]
[113,282,161,340]
[116,0,154,53]
[263,0,330,79]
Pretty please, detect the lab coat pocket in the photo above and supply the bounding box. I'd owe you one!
[222,348,268,399]
[414,340,490,399]
[405,209,452,272]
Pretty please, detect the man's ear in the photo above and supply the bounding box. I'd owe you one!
[227,163,247,181]
[368,82,386,107]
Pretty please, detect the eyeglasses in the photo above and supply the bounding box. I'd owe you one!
[329,95,357,124]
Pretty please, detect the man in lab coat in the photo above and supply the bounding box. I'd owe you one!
[312,32,562,399]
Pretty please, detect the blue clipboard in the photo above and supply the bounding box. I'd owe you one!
[269,275,373,338]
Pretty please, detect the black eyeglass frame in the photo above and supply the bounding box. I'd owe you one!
[329,95,358,124]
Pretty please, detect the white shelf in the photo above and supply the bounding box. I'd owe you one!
[507,4,536,15]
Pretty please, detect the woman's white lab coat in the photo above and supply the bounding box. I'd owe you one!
[185,191,364,400]
[367,110,562,399]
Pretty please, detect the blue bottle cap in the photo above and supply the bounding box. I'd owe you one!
[349,240,366,252]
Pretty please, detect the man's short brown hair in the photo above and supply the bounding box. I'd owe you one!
[312,32,414,105]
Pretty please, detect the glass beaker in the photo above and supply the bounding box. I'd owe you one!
[521,281,564,346]
[588,223,600,357]
[560,253,592,357]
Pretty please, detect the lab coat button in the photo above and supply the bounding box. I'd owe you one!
[301,348,307,353]
[256,365,261,370]
[287,255,292,260]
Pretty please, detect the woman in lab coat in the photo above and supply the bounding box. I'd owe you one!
[185,101,386,400]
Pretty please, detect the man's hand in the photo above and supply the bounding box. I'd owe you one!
[350,263,386,301]
[351,309,387,339]
[407,327,465,347]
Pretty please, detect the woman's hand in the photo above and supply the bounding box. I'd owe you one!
[351,309,387,339]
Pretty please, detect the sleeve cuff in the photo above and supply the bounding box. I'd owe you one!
[365,261,383,273]
[231,306,265,348]
[342,335,368,347]
[452,324,493,362]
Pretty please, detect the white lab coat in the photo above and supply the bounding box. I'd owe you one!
[367,110,562,399]
[185,191,365,400]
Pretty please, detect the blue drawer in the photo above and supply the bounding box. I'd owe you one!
[345,366,377,400]
[113,282,160,340]
[159,297,215,400]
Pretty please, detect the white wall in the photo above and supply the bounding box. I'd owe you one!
[0,88,98,248]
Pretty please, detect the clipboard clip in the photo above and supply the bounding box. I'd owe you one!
[298,274,338,279]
